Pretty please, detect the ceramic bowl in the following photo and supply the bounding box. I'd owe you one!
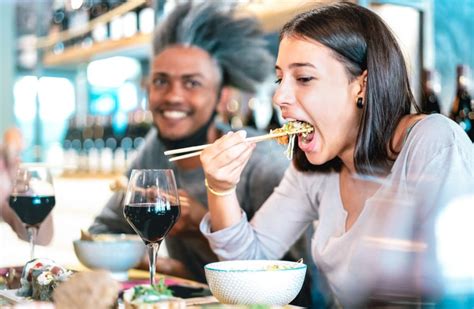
[204,260,306,305]
[73,234,145,280]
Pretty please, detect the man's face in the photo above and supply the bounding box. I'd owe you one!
[148,46,222,140]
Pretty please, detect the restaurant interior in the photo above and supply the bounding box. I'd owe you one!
[0,0,473,307]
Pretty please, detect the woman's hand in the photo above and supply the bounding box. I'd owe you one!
[200,130,256,231]
[200,130,256,192]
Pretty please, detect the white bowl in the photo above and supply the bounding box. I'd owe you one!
[204,260,306,305]
[73,234,146,280]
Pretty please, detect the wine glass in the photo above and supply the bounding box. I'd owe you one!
[123,169,181,286]
[9,166,55,260]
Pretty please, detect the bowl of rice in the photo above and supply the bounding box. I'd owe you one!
[204,260,306,305]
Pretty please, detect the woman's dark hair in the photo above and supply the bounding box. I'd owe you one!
[280,2,420,175]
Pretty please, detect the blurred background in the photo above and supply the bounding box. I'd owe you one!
[0,0,472,302]
[0,0,473,166]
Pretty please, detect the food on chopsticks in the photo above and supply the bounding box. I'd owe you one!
[164,120,314,162]
[17,258,72,301]
[123,279,186,309]
[270,121,314,160]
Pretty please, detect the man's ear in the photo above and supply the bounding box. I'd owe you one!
[216,86,233,114]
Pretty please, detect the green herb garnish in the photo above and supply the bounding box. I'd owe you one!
[131,278,173,303]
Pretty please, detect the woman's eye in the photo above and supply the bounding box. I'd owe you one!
[274,78,282,84]
[297,77,314,83]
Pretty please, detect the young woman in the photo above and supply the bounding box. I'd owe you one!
[199,2,474,306]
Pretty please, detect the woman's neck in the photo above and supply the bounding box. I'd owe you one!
[389,114,426,158]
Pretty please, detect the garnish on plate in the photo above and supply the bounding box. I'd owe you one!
[123,278,185,309]
[131,278,173,303]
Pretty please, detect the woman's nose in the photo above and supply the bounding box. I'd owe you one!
[273,81,295,108]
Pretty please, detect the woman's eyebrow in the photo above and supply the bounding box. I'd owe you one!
[275,63,317,70]
[289,62,316,69]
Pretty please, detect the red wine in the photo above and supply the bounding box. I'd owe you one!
[9,195,55,226]
[124,203,180,244]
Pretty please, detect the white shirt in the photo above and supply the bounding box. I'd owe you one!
[201,114,474,305]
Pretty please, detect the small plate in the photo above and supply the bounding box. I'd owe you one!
[0,289,29,305]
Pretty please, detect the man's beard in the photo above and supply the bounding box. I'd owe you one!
[158,110,217,150]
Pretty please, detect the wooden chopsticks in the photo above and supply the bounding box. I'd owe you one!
[165,129,311,162]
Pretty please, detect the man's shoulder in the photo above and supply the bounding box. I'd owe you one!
[132,128,168,168]
[140,128,165,153]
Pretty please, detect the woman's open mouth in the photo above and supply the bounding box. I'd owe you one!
[297,122,317,152]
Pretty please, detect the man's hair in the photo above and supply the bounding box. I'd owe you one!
[281,2,420,176]
[152,2,274,93]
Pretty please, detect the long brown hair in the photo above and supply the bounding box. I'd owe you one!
[280,2,420,175]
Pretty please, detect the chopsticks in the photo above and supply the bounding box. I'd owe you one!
[165,129,311,162]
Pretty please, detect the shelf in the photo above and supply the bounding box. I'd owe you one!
[36,0,146,49]
[43,32,151,67]
[38,0,324,68]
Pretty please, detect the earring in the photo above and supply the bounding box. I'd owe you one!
[356,97,364,109]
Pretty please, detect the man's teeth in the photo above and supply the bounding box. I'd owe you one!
[163,110,187,119]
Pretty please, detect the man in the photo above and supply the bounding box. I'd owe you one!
[89,3,312,304]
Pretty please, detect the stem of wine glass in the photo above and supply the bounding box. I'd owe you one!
[27,226,38,260]
[147,242,160,286]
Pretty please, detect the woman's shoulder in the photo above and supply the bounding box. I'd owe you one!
[409,114,472,148]
[403,113,473,161]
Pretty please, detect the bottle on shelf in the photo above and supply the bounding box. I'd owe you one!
[49,0,69,54]
[137,0,155,34]
[450,64,474,141]
[50,0,69,35]
[421,69,441,114]
[90,0,110,42]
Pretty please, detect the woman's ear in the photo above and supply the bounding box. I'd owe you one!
[356,70,368,97]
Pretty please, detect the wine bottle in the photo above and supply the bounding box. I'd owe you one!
[421,69,441,114]
[90,0,110,42]
[450,64,474,141]
[138,0,155,33]
[50,0,68,35]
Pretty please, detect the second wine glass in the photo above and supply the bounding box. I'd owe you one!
[9,166,56,260]
[123,169,180,286]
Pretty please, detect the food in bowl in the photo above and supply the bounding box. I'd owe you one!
[123,279,186,309]
[17,258,72,301]
[73,233,146,279]
[204,260,306,305]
